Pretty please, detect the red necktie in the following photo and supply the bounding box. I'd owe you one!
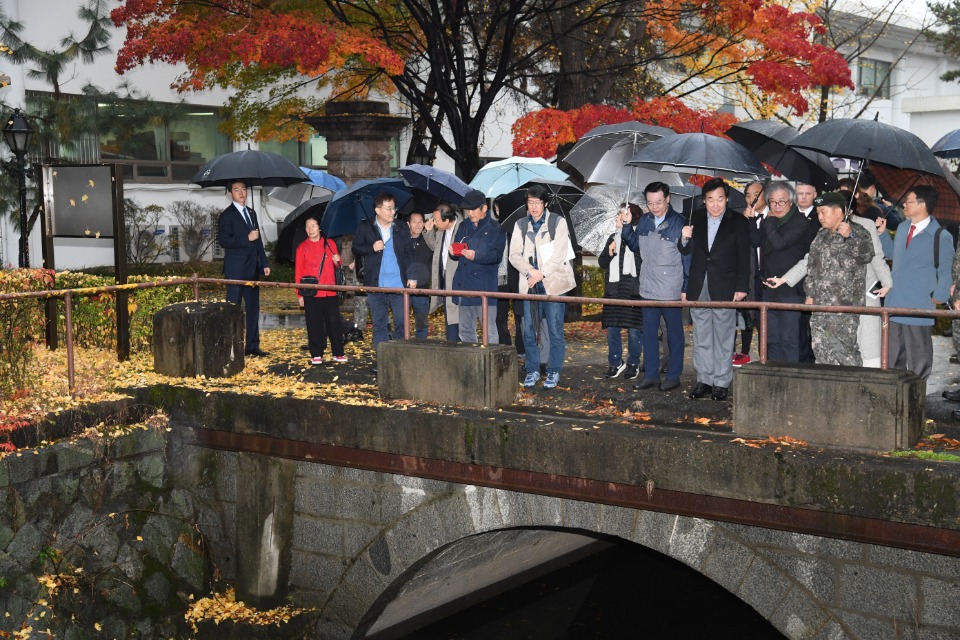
[906,224,916,247]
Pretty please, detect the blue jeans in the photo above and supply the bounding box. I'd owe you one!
[522,300,565,375]
[369,292,406,352]
[607,327,642,367]
[411,295,429,339]
[642,306,684,382]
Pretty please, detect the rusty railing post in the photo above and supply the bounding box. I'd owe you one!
[758,303,768,364]
[64,291,76,395]
[481,294,489,345]
[192,272,200,301]
[403,290,411,340]
[880,310,890,369]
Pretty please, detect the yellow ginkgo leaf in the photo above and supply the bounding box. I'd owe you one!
[70,199,77,207]
[81,194,89,202]
[88,179,95,187]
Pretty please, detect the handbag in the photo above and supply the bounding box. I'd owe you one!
[333,264,346,300]
[298,275,318,297]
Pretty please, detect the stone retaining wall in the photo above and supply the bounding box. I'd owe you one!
[0,423,213,639]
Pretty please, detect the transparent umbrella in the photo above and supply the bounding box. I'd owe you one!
[568,184,636,256]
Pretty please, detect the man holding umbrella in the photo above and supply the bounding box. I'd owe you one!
[218,180,271,357]
[620,182,690,391]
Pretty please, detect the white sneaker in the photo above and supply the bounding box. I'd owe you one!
[544,372,560,389]
[311,356,323,365]
[523,371,541,387]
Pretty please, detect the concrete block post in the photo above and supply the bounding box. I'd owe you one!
[732,363,924,451]
[378,341,518,409]
[235,453,297,608]
[153,302,244,378]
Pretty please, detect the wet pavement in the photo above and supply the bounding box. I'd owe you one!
[260,313,960,444]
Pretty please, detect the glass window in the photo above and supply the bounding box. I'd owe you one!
[857,58,891,99]
[304,135,328,168]
[169,108,229,163]
[259,138,300,165]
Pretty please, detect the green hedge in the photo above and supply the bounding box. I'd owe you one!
[51,272,194,352]
[0,269,55,395]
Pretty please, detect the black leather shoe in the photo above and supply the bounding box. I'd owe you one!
[689,382,713,399]
[245,348,269,357]
[634,378,660,390]
[952,355,960,365]
[659,379,681,392]
[943,389,960,402]
[952,409,960,422]
[711,386,729,401]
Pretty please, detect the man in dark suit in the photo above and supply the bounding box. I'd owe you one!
[679,178,751,401]
[218,180,271,356]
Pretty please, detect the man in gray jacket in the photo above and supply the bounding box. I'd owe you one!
[621,182,690,392]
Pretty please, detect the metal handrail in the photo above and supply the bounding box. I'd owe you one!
[3,272,959,393]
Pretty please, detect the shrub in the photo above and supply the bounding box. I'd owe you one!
[50,272,193,352]
[0,269,55,396]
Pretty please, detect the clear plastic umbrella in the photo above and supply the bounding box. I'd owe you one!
[568,184,637,256]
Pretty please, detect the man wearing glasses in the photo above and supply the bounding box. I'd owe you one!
[878,186,953,379]
[352,192,414,366]
[747,182,813,362]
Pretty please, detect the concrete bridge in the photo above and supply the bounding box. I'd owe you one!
[142,384,960,639]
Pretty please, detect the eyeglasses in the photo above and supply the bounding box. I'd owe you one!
[903,199,919,206]
[378,205,397,212]
[769,200,790,206]
[526,200,545,206]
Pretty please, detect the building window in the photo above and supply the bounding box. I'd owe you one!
[259,138,301,166]
[857,58,891,99]
[25,91,230,183]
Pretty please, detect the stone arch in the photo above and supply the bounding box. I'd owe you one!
[320,481,844,640]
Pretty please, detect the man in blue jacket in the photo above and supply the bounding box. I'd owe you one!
[621,182,690,392]
[218,180,271,356]
[878,185,953,379]
[352,192,414,360]
[452,189,506,343]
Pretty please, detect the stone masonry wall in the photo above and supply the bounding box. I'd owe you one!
[281,460,960,640]
[0,423,213,639]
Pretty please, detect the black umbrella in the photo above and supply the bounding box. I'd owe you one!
[496,180,584,250]
[788,118,942,175]
[191,150,309,188]
[932,129,960,159]
[726,120,838,191]
[628,133,769,181]
[399,164,472,203]
[275,195,333,263]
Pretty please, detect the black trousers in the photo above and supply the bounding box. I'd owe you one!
[496,284,512,345]
[304,295,344,358]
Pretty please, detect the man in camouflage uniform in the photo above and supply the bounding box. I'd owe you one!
[804,192,875,366]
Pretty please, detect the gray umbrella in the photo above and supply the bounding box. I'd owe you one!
[629,133,769,181]
[562,121,687,191]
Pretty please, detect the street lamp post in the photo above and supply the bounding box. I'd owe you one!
[411,141,435,167]
[2,108,34,268]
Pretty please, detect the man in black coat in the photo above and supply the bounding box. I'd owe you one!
[747,182,813,362]
[218,180,271,356]
[679,178,751,402]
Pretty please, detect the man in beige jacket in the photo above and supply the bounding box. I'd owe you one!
[509,184,576,389]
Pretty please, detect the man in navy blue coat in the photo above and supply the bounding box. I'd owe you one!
[452,189,506,343]
[218,180,271,356]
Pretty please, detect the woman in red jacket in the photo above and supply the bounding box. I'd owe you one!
[296,215,346,364]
